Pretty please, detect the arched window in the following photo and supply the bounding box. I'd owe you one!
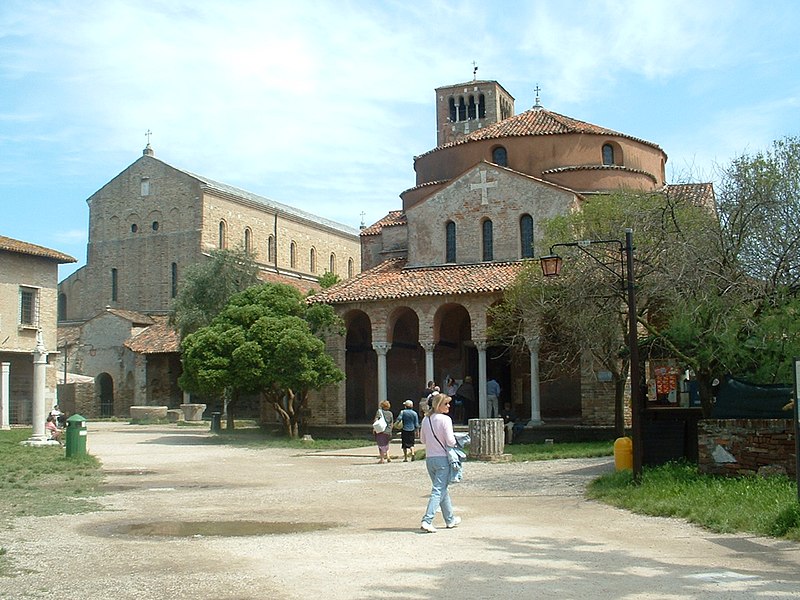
[482,219,494,261]
[446,221,456,263]
[492,146,508,167]
[520,214,534,258]
[329,253,336,274]
[57,293,67,321]
[310,247,317,273]
[468,95,476,119]
[268,235,275,263]
[218,220,227,249]
[478,94,486,118]
[348,258,354,278]
[602,143,615,166]
[458,97,466,121]
[171,263,178,298]
[111,268,118,302]
[244,228,252,254]
[448,97,457,122]
[290,241,297,269]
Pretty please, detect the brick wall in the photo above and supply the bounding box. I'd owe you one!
[697,419,797,478]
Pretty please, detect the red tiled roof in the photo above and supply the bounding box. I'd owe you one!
[360,211,406,236]
[124,316,181,354]
[105,308,154,326]
[0,235,76,263]
[664,182,715,207]
[309,258,526,304]
[417,107,663,159]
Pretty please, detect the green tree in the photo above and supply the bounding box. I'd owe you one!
[179,283,344,437]
[170,248,260,339]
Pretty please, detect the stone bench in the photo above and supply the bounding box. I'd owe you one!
[166,409,184,423]
[129,406,168,421]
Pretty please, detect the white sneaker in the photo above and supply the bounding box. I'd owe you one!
[446,516,462,529]
[420,521,437,533]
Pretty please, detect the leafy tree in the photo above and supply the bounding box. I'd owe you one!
[316,271,341,290]
[170,248,260,339]
[179,283,344,437]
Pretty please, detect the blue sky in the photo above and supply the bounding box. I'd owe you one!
[2,0,799,279]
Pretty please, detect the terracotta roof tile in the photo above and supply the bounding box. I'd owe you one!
[124,316,181,354]
[360,211,406,236]
[665,182,715,207]
[417,107,662,159]
[309,258,526,304]
[0,235,76,263]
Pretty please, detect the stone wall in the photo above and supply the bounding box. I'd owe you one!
[697,419,797,478]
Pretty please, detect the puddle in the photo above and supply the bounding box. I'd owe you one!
[117,520,338,537]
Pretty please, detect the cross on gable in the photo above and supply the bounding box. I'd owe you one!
[470,170,498,205]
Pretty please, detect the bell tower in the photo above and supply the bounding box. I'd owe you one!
[435,78,515,146]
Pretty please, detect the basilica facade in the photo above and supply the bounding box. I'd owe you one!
[309,78,712,428]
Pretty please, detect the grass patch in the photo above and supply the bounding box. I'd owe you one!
[207,426,375,450]
[588,462,800,541]
[0,429,106,524]
[505,440,614,461]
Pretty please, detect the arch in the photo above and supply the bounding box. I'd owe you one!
[482,219,494,261]
[309,247,317,273]
[457,96,466,121]
[57,293,67,321]
[268,235,275,263]
[344,310,375,423]
[290,241,297,269]
[218,220,227,249]
[602,143,614,165]
[329,252,336,274]
[448,97,457,122]
[602,141,623,166]
[432,303,476,419]
[491,145,508,167]
[171,262,178,298]
[97,372,114,417]
[111,268,118,302]
[348,257,354,278]
[445,221,456,263]
[386,306,423,406]
[520,214,534,258]
[468,95,476,119]
[478,94,486,118]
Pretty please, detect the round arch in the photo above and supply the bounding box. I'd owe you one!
[386,306,423,407]
[344,309,375,423]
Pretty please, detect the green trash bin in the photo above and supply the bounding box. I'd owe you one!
[65,414,88,458]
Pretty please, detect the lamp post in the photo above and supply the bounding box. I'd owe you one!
[540,228,643,481]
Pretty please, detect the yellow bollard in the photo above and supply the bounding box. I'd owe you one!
[613,436,633,471]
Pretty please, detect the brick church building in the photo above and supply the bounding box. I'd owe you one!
[308,77,712,428]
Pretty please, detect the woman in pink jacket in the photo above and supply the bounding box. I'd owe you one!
[419,394,461,532]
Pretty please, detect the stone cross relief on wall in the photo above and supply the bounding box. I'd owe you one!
[470,170,497,205]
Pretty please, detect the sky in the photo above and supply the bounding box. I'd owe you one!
[2,0,799,279]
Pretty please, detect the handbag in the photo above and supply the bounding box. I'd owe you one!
[372,410,387,433]
[393,416,403,431]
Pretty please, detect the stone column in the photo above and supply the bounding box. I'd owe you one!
[373,341,390,404]
[475,339,488,418]
[421,341,435,386]
[468,418,509,461]
[0,362,10,430]
[133,353,148,405]
[526,334,543,425]
[24,331,50,445]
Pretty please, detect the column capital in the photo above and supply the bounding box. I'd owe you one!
[420,341,436,353]
[373,341,390,356]
[474,339,488,352]
[525,335,541,350]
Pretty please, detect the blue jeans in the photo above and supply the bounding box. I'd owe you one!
[423,455,455,525]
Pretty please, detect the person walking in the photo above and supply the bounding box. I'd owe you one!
[419,394,461,533]
[455,376,475,424]
[397,399,420,461]
[374,401,394,464]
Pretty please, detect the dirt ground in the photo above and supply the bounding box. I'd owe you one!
[1,422,799,600]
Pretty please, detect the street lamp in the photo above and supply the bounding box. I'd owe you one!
[539,228,643,481]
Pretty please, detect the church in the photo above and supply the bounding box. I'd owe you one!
[57,147,361,417]
[308,77,713,429]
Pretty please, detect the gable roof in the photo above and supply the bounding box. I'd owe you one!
[0,235,76,263]
[417,106,663,159]
[309,257,525,304]
[98,308,155,326]
[360,211,406,237]
[124,316,180,354]
[664,182,716,207]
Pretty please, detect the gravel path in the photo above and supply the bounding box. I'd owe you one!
[1,422,799,599]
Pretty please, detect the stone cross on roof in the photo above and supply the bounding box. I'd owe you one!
[470,170,497,205]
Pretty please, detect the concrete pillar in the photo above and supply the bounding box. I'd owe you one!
[0,362,10,430]
[373,341,389,404]
[475,339,488,418]
[526,334,543,425]
[421,341,435,387]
